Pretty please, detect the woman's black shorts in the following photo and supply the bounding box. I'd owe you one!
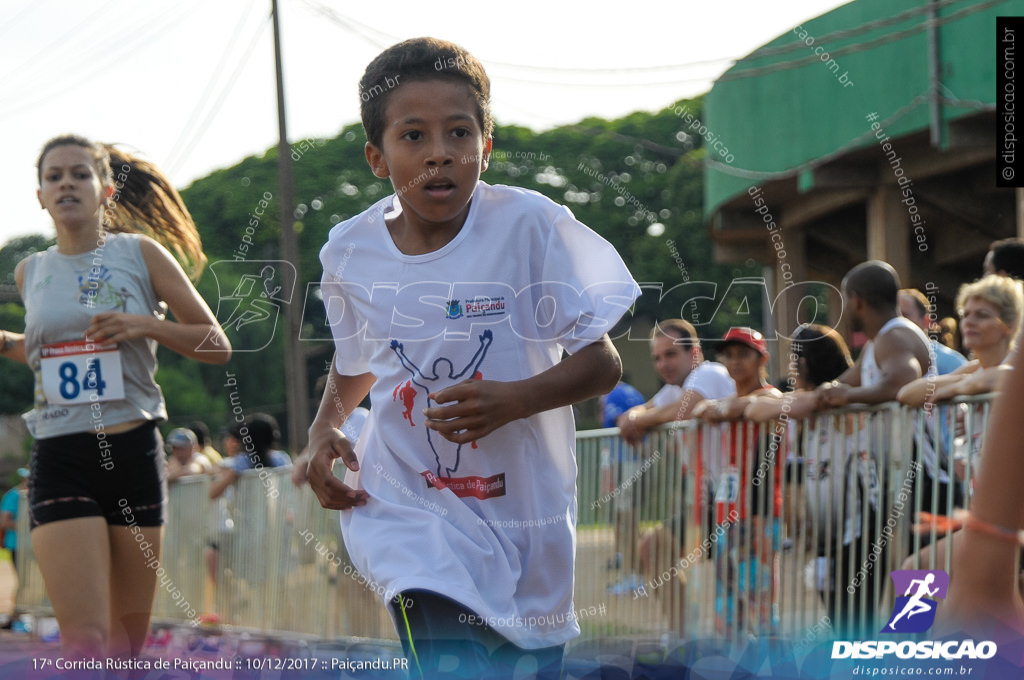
[29,421,167,529]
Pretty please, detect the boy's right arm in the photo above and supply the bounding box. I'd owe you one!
[307,355,375,510]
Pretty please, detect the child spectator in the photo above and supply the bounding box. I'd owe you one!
[746,325,862,631]
[307,37,638,678]
[165,428,212,482]
[188,420,222,466]
[693,327,782,635]
[210,414,290,499]
[599,376,646,587]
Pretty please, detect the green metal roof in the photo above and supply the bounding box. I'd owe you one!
[705,0,1019,216]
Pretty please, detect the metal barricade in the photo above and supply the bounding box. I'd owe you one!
[152,474,208,623]
[202,468,394,639]
[12,394,993,645]
[14,490,46,616]
[571,395,994,645]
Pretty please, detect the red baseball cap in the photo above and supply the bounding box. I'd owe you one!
[718,327,768,357]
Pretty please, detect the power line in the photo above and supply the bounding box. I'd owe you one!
[0,0,118,88]
[165,3,266,173]
[0,0,205,117]
[745,0,969,60]
[719,0,1009,82]
[166,15,272,176]
[300,0,738,79]
[0,0,53,41]
[490,70,721,89]
[298,0,392,49]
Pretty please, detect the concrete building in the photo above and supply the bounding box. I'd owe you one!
[704,0,1023,344]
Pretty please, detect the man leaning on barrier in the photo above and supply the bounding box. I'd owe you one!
[616,319,735,634]
[816,260,934,633]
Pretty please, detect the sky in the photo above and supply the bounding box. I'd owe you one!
[0,0,850,248]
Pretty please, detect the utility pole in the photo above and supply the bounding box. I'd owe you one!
[927,0,945,148]
[272,0,309,450]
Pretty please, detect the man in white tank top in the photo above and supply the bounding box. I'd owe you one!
[815,260,936,635]
[817,260,932,407]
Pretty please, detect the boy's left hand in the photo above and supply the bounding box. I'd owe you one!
[424,379,525,444]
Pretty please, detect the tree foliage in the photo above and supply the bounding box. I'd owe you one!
[1,97,766,428]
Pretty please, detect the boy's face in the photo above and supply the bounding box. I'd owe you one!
[366,78,491,238]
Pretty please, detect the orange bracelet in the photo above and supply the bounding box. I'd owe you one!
[915,510,1024,545]
[962,511,1024,546]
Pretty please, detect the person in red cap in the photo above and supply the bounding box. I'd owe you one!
[694,326,783,636]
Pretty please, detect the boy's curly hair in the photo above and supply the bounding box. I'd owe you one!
[359,37,493,149]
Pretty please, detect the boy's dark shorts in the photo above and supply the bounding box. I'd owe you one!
[29,421,167,529]
[388,589,564,679]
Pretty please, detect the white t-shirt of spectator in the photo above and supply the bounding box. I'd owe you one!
[651,383,684,408]
[683,361,736,401]
[319,182,640,649]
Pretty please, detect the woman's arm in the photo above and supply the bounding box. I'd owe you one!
[209,466,239,500]
[0,259,31,364]
[744,390,818,422]
[0,330,26,365]
[83,238,231,364]
[932,365,1010,401]
[896,373,965,407]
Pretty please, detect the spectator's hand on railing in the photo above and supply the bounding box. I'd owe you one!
[695,398,743,423]
[934,365,1009,402]
[816,381,850,409]
[616,408,646,445]
[291,447,311,487]
[307,423,368,511]
[743,398,778,422]
[690,400,713,421]
[743,391,817,422]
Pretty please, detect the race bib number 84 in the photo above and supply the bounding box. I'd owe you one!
[40,341,125,405]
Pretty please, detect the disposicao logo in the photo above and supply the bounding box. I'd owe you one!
[882,569,948,634]
[831,569,997,661]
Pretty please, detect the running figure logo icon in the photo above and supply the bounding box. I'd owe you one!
[882,570,949,634]
[203,260,295,352]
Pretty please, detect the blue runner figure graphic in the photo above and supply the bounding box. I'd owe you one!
[390,330,493,478]
[888,572,939,631]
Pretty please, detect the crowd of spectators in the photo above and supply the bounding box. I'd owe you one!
[604,237,1024,637]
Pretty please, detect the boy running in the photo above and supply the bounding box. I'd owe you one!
[308,37,640,678]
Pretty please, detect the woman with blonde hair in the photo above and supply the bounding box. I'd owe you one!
[899,274,1023,407]
[0,135,230,659]
[898,274,1023,572]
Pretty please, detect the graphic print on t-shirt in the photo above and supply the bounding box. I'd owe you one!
[390,330,506,499]
[76,264,134,311]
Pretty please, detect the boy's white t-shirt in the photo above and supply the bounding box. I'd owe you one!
[319,182,640,648]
